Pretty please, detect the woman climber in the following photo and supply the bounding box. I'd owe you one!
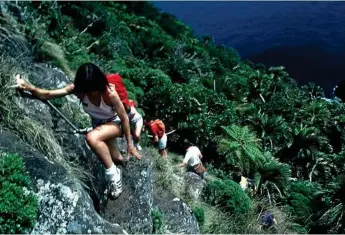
[15,62,142,199]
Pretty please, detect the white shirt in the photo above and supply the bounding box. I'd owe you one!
[128,107,142,123]
[82,95,116,120]
[183,146,201,166]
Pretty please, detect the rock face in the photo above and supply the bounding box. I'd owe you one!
[27,63,79,104]
[102,155,154,234]
[28,63,71,89]
[151,172,202,234]
[55,131,109,213]
[103,142,201,234]
[155,198,200,234]
[184,172,206,200]
[0,128,126,234]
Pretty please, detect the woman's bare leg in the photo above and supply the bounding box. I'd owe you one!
[85,122,122,169]
[133,119,143,144]
[105,138,124,163]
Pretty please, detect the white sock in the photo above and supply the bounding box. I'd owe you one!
[105,163,119,181]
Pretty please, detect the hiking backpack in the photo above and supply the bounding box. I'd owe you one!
[128,99,136,108]
[105,74,129,107]
[153,119,165,138]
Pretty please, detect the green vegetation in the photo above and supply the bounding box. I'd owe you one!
[0,1,342,233]
[0,152,38,234]
[0,56,92,184]
[151,209,165,234]
[202,179,251,214]
[192,206,205,227]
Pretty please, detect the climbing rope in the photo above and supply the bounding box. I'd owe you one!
[10,75,90,135]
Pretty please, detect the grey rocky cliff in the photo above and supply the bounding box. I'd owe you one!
[103,155,154,234]
[151,171,203,234]
[156,198,200,234]
[0,128,126,234]
[184,171,206,200]
[104,142,202,234]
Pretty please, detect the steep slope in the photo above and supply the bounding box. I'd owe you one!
[0,2,200,234]
[1,1,345,234]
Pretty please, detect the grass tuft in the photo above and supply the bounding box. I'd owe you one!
[37,41,75,80]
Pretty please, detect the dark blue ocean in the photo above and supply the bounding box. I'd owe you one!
[154,1,345,96]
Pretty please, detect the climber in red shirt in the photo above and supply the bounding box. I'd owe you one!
[144,119,167,157]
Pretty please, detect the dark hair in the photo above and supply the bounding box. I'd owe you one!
[183,139,192,148]
[73,63,109,93]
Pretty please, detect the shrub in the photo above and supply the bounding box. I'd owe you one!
[285,181,326,231]
[192,206,205,226]
[288,192,312,223]
[202,179,251,214]
[151,209,164,234]
[0,152,38,234]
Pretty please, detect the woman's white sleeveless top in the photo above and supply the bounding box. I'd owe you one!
[82,94,117,120]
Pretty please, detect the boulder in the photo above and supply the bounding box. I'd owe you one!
[15,96,54,129]
[54,130,109,213]
[27,63,79,104]
[156,197,200,234]
[27,63,71,89]
[102,155,153,234]
[184,171,206,200]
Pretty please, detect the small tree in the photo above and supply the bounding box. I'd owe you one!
[218,124,265,175]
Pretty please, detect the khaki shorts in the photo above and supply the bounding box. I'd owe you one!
[91,116,121,128]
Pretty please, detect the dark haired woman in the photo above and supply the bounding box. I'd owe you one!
[16,63,141,198]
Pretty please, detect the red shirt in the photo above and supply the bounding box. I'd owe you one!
[148,120,165,139]
[128,99,136,107]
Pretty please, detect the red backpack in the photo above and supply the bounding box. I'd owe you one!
[152,119,165,138]
[105,74,129,107]
[128,99,136,108]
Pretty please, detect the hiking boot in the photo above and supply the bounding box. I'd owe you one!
[108,168,122,199]
[134,143,142,151]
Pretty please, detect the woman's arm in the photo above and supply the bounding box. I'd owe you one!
[107,86,142,160]
[16,75,74,100]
